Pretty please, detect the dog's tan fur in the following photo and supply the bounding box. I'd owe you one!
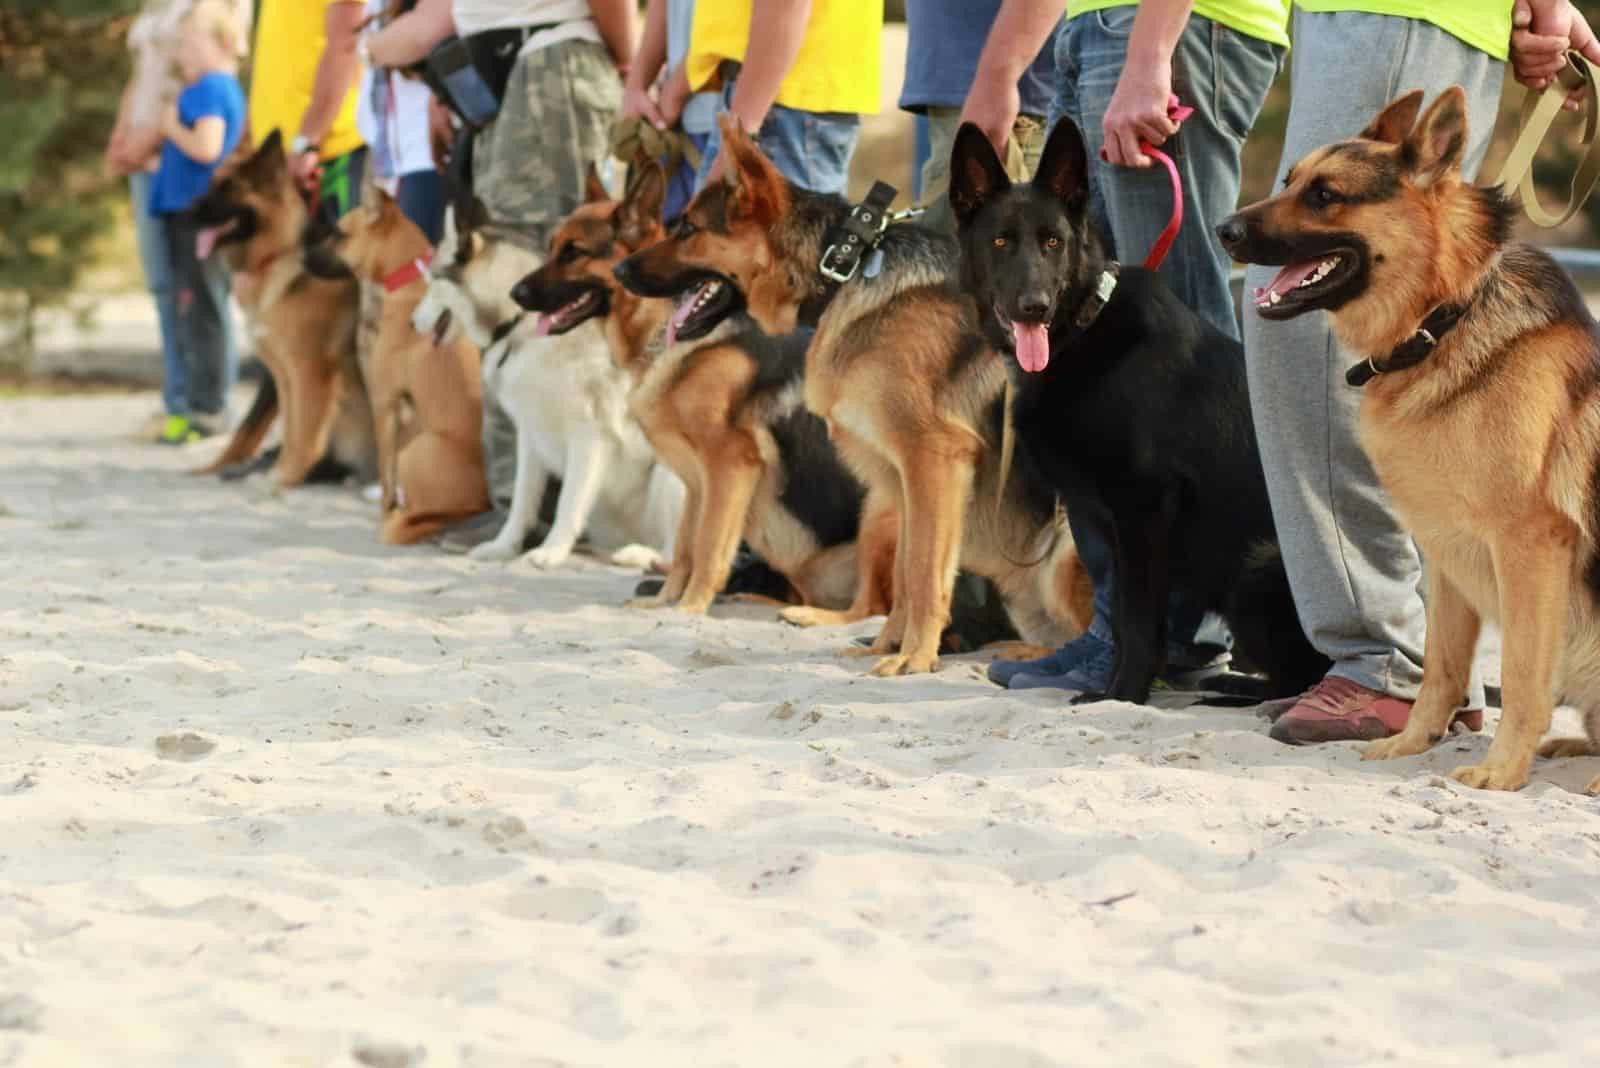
[621,118,1092,674]
[1231,88,1600,792]
[326,191,489,543]
[523,166,897,618]
[196,135,373,486]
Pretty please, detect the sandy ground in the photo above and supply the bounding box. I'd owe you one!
[4,391,1600,1068]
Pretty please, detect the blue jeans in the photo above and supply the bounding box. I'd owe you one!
[130,171,187,415]
[396,168,446,245]
[162,209,238,417]
[1050,11,1282,653]
[663,130,714,221]
[694,76,860,195]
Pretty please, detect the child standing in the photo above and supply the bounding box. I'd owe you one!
[148,0,247,445]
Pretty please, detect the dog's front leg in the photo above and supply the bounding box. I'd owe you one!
[675,453,761,613]
[1366,567,1479,762]
[470,431,548,562]
[871,445,974,677]
[1451,525,1573,791]
[1076,502,1171,705]
[525,431,615,568]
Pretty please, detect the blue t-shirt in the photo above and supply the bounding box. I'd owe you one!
[900,0,1059,117]
[148,71,246,216]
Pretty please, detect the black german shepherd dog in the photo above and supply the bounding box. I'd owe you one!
[950,118,1327,704]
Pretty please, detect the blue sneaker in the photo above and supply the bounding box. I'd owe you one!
[990,631,1113,688]
[1010,633,1118,692]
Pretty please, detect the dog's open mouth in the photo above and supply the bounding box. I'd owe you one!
[994,311,1052,374]
[534,288,606,337]
[1252,249,1360,318]
[667,276,739,344]
[194,218,239,260]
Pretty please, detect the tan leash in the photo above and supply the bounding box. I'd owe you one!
[610,115,703,173]
[1489,50,1600,227]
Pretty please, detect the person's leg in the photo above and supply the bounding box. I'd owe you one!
[130,171,188,419]
[693,76,859,196]
[164,211,231,423]
[396,168,447,245]
[1245,12,1499,735]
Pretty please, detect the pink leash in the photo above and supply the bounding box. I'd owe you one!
[1100,95,1192,271]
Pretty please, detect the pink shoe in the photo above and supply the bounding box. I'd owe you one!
[1269,675,1484,745]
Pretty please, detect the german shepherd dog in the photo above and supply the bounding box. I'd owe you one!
[303,189,489,544]
[950,118,1328,704]
[1219,88,1600,792]
[513,162,897,619]
[189,131,376,487]
[615,116,1094,674]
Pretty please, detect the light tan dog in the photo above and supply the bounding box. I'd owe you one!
[1221,88,1600,793]
[312,190,489,544]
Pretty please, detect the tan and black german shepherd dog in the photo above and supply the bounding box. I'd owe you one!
[512,162,897,620]
[615,117,1094,675]
[304,189,490,544]
[190,130,375,487]
[1220,88,1600,793]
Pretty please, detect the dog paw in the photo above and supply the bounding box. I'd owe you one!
[1538,737,1600,760]
[1586,774,1600,797]
[524,544,573,569]
[625,595,673,610]
[610,544,663,570]
[469,540,519,562]
[1364,732,1436,762]
[1449,762,1529,792]
[674,597,711,616]
[869,651,938,677]
[1069,691,1107,706]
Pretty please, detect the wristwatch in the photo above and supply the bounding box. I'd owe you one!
[289,135,317,158]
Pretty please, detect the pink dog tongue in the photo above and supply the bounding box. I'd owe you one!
[534,313,552,337]
[1012,322,1050,373]
[1253,260,1321,305]
[195,226,224,261]
[665,288,700,347]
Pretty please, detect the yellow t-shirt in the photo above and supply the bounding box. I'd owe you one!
[686,0,881,116]
[1293,1,1511,61]
[248,0,364,160]
[1068,1,1291,48]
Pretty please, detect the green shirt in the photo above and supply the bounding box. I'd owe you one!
[1067,1,1292,49]
[1293,1,1511,60]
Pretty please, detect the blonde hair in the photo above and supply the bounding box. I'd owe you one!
[182,0,247,58]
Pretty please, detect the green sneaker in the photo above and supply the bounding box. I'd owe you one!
[156,415,207,446]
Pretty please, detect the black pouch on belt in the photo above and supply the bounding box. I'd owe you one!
[423,24,552,128]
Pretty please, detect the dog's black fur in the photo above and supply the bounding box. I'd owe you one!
[951,118,1327,703]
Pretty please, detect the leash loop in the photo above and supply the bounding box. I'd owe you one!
[1490,51,1600,227]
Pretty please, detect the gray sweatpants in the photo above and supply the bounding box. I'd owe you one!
[1243,11,1503,702]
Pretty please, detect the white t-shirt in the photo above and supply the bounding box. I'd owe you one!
[359,0,436,179]
[451,0,600,54]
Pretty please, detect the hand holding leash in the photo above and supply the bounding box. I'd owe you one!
[1491,49,1600,226]
[1100,95,1193,271]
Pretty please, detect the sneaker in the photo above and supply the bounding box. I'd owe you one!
[132,409,170,443]
[189,410,230,437]
[1268,674,1484,745]
[988,630,1112,687]
[1010,632,1119,692]
[156,415,205,446]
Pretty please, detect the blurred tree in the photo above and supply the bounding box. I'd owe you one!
[0,0,140,372]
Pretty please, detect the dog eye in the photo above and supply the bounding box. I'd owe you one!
[1044,235,1061,250]
[993,236,1008,249]
[557,242,583,265]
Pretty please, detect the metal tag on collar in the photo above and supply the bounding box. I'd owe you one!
[1094,269,1117,305]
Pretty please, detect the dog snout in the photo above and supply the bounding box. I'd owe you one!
[1017,292,1052,322]
[1215,214,1249,251]
[510,273,537,310]
[612,257,641,292]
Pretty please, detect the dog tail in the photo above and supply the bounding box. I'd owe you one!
[1227,540,1330,698]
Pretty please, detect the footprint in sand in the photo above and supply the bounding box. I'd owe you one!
[351,1040,425,1068]
[154,731,217,761]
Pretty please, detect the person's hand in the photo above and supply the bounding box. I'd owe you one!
[103,133,137,177]
[290,149,321,193]
[621,81,668,130]
[959,69,1022,157]
[1513,0,1600,109]
[1101,58,1176,168]
[657,64,691,130]
[160,101,182,141]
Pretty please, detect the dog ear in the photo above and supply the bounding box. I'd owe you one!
[250,129,288,185]
[717,112,788,227]
[1033,118,1089,208]
[1402,87,1468,186]
[617,159,667,244]
[584,163,610,204]
[949,123,1011,225]
[1359,89,1423,144]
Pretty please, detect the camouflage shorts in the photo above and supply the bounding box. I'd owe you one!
[473,36,620,504]
[473,36,621,246]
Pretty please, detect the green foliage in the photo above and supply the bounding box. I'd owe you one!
[0,0,141,368]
